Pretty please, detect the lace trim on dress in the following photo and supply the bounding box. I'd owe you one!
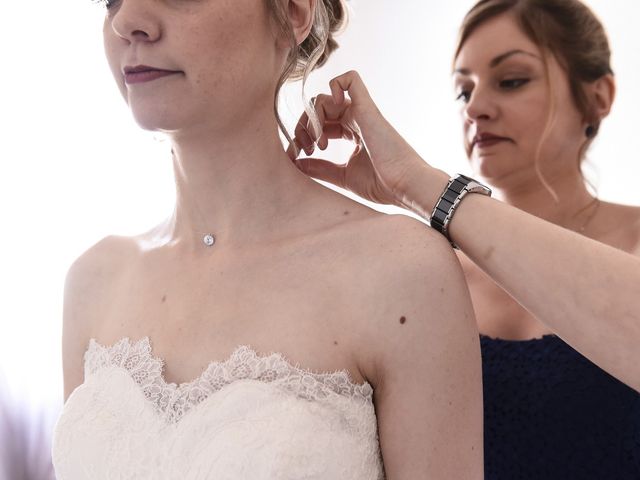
[84,337,374,424]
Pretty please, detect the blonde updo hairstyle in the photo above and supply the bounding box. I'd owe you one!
[454,0,613,199]
[266,0,348,144]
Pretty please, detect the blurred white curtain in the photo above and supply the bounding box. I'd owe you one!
[0,369,57,480]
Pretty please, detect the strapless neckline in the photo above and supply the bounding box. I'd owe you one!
[83,336,374,424]
[87,336,372,390]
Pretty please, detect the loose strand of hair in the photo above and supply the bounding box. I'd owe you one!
[300,1,331,144]
[534,51,561,203]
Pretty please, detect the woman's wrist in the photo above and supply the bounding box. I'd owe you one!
[395,164,451,221]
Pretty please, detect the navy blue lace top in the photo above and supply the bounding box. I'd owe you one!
[480,333,640,479]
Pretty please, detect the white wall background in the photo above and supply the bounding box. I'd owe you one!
[0,0,638,424]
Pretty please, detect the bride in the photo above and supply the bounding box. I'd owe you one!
[51,0,483,478]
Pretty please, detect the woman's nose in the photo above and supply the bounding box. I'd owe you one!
[109,0,161,44]
[463,86,497,123]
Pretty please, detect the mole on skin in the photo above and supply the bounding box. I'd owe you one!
[333,340,339,346]
[343,210,350,215]
[399,316,407,325]
[161,295,167,303]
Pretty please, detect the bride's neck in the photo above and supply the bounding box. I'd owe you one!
[162,108,316,252]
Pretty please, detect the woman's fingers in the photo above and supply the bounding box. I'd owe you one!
[316,96,353,149]
[287,76,366,160]
[323,122,355,141]
[306,94,349,141]
[318,94,350,122]
[329,70,374,107]
[290,94,354,157]
[294,157,346,188]
[286,137,302,161]
[292,95,331,156]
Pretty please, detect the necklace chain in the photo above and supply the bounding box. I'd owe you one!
[173,137,599,247]
[182,195,600,246]
[189,200,216,247]
[572,197,601,234]
[172,149,216,247]
[175,181,216,248]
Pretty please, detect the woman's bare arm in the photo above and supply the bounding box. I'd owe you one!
[404,165,640,392]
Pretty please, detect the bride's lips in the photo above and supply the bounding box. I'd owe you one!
[123,65,182,85]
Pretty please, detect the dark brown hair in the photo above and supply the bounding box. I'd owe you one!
[267,0,348,143]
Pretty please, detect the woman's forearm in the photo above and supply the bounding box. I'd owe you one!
[404,164,640,392]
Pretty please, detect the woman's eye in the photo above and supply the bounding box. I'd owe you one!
[455,90,471,103]
[499,78,530,90]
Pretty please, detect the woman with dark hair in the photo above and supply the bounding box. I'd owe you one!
[291,0,640,477]
[50,0,484,478]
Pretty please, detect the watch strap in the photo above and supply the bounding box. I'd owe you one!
[430,174,491,249]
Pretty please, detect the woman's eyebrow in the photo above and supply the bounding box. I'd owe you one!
[454,49,542,75]
[489,49,541,67]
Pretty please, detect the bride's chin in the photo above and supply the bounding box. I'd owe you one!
[129,110,184,133]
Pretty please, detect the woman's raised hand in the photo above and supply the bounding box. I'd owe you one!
[287,71,428,207]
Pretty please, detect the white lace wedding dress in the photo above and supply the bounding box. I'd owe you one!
[51,337,385,479]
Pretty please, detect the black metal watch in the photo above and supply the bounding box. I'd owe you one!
[430,174,492,249]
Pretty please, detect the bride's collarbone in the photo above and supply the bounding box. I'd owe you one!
[91,320,370,389]
[90,212,402,389]
[93,278,372,388]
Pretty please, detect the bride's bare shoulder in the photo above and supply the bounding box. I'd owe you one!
[66,234,137,285]
[333,213,475,371]
[61,235,138,401]
[63,234,141,329]
[338,212,455,268]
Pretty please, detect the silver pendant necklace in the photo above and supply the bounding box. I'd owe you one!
[190,217,216,247]
[186,207,216,248]
[203,233,215,247]
[172,149,216,248]
[181,189,216,248]
[191,202,216,248]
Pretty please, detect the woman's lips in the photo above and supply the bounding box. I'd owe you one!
[472,135,512,150]
[474,138,509,148]
[124,70,181,84]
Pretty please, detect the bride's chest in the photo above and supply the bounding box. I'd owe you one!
[92,249,372,388]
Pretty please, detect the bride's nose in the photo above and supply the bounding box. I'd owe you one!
[109,0,161,44]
